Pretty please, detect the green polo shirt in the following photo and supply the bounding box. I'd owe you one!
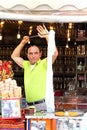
[23,59,47,102]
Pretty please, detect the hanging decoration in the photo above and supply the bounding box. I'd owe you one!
[0,20,5,40]
[17,20,23,39]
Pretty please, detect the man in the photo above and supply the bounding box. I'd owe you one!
[11,25,58,111]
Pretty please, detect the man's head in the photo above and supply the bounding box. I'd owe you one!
[27,45,42,65]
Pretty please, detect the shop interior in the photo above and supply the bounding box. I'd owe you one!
[0,20,87,96]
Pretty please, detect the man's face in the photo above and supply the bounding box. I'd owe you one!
[27,46,42,65]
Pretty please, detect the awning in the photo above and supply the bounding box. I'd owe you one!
[0,0,87,22]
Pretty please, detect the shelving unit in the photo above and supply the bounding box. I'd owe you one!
[75,26,87,88]
[53,46,76,90]
[76,44,87,88]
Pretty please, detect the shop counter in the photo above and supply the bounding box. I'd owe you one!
[25,113,83,130]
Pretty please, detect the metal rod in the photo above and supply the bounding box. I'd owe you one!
[28,33,48,44]
[28,35,39,44]
[29,35,39,38]
[29,33,48,39]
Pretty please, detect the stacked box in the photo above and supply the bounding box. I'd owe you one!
[0,116,24,130]
[1,98,21,118]
[0,78,22,118]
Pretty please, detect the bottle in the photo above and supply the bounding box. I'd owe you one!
[77,61,83,71]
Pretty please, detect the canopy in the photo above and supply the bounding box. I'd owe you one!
[0,0,87,22]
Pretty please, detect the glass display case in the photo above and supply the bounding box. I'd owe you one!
[55,96,87,111]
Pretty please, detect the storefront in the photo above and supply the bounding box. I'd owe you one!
[0,0,87,130]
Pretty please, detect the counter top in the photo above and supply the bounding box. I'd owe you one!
[25,112,83,119]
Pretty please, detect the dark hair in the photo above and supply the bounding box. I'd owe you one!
[25,44,42,54]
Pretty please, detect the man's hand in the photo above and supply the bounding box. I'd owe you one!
[36,25,49,39]
[21,36,30,45]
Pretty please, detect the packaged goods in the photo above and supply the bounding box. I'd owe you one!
[0,78,21,99]
[0,78,22,118]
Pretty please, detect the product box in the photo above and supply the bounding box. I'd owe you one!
[77,45,85,55]
[0,117,24,130]
[31,120,46,130]
[27,118,56,130]
[1,98,21,118]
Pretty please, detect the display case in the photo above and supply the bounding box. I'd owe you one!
[55,96,87,111]
[25,112,83,130]
[56,116,82,130]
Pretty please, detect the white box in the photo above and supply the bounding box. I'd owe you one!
[1,98,21,118]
